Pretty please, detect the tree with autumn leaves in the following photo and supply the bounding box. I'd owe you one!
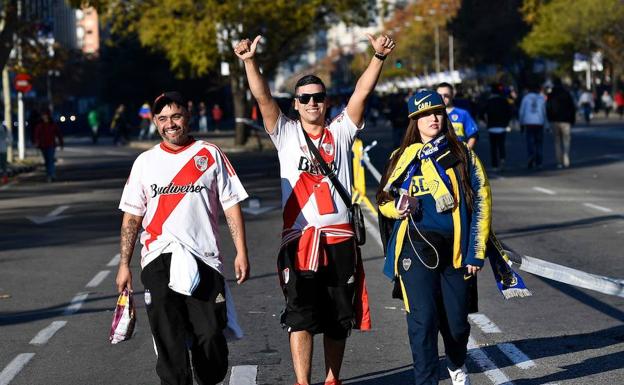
[382,0,460,77]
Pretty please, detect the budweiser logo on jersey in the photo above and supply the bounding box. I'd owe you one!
[298,156,336,176]
[150,183,206,198]
[194,155,209,172]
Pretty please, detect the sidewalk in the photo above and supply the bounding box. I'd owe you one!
[2,150,39,184]
[128,129,274,153]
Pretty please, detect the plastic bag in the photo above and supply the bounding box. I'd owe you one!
[109,288,136,344]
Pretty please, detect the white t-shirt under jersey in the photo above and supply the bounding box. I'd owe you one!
[269,110,362,232]
[119,139,248,272]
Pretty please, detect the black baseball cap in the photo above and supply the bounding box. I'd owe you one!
[152,91,187,114]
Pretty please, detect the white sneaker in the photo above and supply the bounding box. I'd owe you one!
[448,365,471,385]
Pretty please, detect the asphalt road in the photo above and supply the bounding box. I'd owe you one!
[0,116,623,385]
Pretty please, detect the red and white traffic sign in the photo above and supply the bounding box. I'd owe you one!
[14,73,32,93]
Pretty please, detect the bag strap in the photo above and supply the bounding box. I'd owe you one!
[301,126,352,209]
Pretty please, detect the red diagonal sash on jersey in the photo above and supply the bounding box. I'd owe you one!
[145,147,214,250]
[283,172,317,230]
[282,130,336,229]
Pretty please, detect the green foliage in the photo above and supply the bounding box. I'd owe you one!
[76,0,369,79]
[521,0,624,57]
[521,0,624,81]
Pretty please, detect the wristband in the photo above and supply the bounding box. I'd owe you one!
[374,52,387,61]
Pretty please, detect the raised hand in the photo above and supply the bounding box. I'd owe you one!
[366,33,396,57]
[234,35,262,61]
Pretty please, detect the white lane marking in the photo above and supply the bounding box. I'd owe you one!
[229,365,257,385]
[86,270,110,288]
[469,313,502,333]
[498,342,535,369]
[29,321,67,345]
[0,353,35,385]
[107,254,120,266]
[532,186,556,195]
[468,337,513,385]
[48,205,70,217]
[583,202,613,213]
[26,205,71,225]
[63,292,89,315]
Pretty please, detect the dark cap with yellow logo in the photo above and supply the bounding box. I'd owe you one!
[407,89,445,119]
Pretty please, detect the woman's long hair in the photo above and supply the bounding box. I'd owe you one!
[375,111,474,211]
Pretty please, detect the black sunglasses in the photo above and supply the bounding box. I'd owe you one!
[295,92,326,104]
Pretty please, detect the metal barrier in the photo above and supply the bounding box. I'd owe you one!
[355,138,624,298]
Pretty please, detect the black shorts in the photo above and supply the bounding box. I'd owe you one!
[277,237,357,339]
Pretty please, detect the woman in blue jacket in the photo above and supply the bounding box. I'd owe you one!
[376,89,491,385]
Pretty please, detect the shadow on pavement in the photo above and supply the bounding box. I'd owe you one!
[497,214,624,240]
[0,291,145,326]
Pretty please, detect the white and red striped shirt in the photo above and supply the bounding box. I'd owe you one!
[119,139,248,272]
[269,110,362,271]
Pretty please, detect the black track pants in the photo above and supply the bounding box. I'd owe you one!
[141,253,228,385]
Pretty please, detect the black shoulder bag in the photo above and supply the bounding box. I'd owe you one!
[302,128,366,245]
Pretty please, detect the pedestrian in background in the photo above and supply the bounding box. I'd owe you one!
[519,83,547,169]
[546,78,576,168]
[578,88,594,125]
[212,104,224,131]
[484,84,512,172]
[236,32,392,385]
[138,102,153,140]
[600,90,613,118]
[32,111,63,182]
[111,104,129,145]
[87,107,100,144]
[187,100,198,131]
[116,91,250,385]
[0,123,11,184]
[198,101,208,133]
[615,89,624,120]
[377,89,490,385]
[251,103,260,126]
[436,82,479,149]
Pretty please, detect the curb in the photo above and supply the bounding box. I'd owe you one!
[7,163,37,177]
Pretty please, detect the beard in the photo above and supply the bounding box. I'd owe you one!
[159,124,189,145]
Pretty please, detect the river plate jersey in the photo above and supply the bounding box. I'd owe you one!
[269,110,362,232]
[448,107,478,142]
[119,139,248,271]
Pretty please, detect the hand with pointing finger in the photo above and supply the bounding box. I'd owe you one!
[234,35,262,61]
[366,33,396,57]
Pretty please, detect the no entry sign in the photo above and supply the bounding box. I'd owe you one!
[14,73,32,93]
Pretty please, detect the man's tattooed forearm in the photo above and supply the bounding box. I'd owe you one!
[120,217,140,265]
[225,213,240,241]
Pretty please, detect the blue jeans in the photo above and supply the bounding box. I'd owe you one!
[524,125,543,168]
[40,147,56,178]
